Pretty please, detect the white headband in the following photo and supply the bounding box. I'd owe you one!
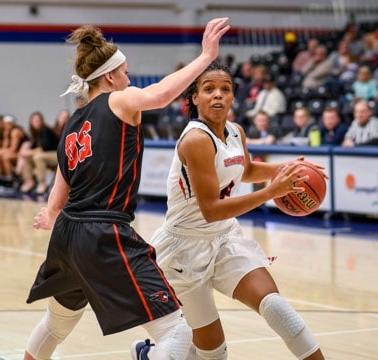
[61,49,126,97]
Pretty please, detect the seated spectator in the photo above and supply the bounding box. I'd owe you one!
[361,32,378,68]
[351,66,377,101]
[339,54,359,84]
[302,45,333,89]
[247,64,267,106]
[52,109,70,138]
[342,24,364,58]
[236,64,267,127]
[280,107,319,146]
[233,61,254,113]
[292,38,319,74]
[0,115,28,185]
[320,107,348,145]
[246,111,281,145]
[329,40,351,75]
[18,111,59,194]
[342,100,378,146]
[245,74,286,119]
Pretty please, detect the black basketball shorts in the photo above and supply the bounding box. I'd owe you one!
[27,211,180,335]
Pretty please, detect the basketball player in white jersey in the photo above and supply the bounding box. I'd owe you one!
[150,62,326,360]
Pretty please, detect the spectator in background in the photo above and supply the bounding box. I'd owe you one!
[292,38,319,74]
[52,109,70,138]
[0,115,28,184]
[246,111,281,145]
[302,45,333,89]
[339,54,359,84]
[320,107,348,145]
[342,24,364,58]
[361,32,378,68]
[18,111,59,194]
[280,107,319,146]
[342,100,378,146]
[247,64,267,106]
[329,40,352,76]
[245,74,286,119]
[234,61,254,107]
[351,66,377,101]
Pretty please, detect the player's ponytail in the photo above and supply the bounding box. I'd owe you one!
[67,25,117,83]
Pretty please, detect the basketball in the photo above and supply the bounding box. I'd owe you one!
[274,162,326,216]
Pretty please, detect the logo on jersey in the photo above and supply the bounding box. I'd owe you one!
[224,156,244,167]
[220,180,235,199]
[149,291,169,303]
[65,120,93,170]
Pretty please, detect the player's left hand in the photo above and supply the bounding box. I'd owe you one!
[33,207,52,230]
[291,156,328,180]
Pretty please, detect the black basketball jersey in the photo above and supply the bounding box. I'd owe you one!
[58,93,143,220]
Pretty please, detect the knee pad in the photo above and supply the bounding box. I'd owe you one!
[26,298,85,359]
[259,293,319,359]
[142,310,192,360]
[195,342,228,360]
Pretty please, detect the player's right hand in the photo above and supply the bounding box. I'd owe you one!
[33,207,52,230]
[201,18,231,61]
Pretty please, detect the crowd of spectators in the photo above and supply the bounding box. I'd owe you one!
[1,22,377,197]
[142,22,378,147]
[0,109,70,195]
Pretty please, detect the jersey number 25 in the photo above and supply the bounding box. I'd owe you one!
[65,120,93,171]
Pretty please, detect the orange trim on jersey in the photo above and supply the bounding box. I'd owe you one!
[107,122,127,208]
[123,125,141,211]
[113,224,154,321]
[147,245,181,310]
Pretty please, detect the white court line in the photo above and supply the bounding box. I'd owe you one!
[0,246,45,258]
[286,297,355,311]
[228,327,378,344]
[3,327,378,359]
[287,297,378,318]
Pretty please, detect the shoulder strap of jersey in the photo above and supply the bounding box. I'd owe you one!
[178,119,218,153]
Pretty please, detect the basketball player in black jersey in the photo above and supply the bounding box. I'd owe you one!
[24,18,230,360]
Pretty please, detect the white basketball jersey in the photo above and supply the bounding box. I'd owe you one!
[164,120,245,233]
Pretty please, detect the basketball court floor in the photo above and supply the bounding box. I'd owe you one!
[0,198,377,359]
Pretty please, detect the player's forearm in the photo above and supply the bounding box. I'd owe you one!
[201,187,274,222]
[148,54,212,106]
[46,187,67,224]
[243,162,280,183]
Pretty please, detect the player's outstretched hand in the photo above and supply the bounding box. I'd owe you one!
[201,18,231,61]
[33,207,52,230]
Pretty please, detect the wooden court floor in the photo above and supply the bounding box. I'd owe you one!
[0,198,377,359]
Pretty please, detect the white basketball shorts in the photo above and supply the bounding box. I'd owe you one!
[150,219,270,329]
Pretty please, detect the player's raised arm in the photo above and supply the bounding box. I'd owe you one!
[116,18,231,113]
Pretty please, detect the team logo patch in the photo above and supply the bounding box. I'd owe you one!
[224,156,244,167]
[149,291,169,303]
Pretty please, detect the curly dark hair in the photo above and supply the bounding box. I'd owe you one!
[184,61,233,120]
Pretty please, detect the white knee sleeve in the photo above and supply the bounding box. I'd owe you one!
[195,342,228,360]
[142,310,192,360]
[259,293,319,359]
[26,298,85,360]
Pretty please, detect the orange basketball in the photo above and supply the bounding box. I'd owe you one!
[273,162,326,216]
